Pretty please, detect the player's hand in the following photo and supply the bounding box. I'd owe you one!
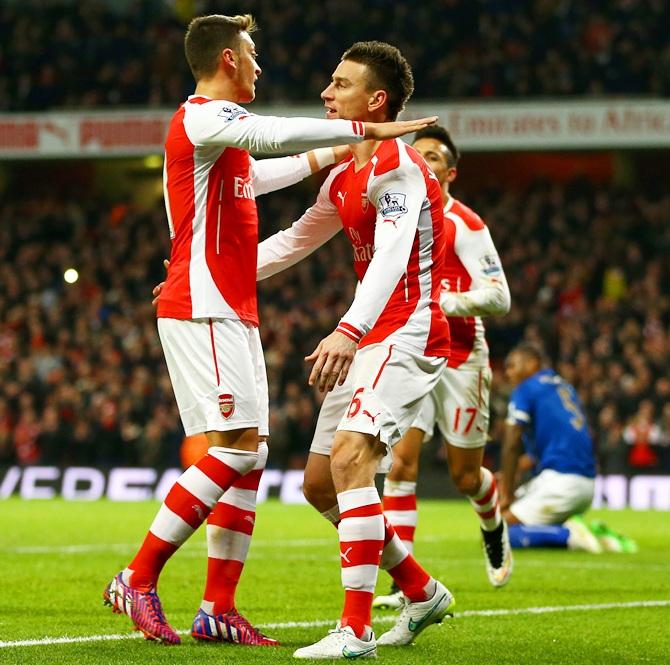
[364,116,438,141]
[305,330,357,392]
[151,259,170,307]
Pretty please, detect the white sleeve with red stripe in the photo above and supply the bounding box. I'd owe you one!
[336,157,426,343]
[256,177,342,281]
[183,100,365,153]
[440,218,511,317]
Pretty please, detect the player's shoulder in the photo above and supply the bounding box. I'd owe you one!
[446,197,486,231]
[184,96,249,120]
[370,139,403,177]
[371,139,428,177]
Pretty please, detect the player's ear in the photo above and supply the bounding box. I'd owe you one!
[368,89,387,114]
[221,47,237,70]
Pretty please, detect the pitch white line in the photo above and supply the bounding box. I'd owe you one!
[1,535,461,555]
[0,600,667,648]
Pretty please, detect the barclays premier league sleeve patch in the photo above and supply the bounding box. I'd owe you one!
[217,105,247,122]
[479,253,502,275]
[378,192,408,223]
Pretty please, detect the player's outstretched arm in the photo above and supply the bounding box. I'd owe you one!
[251,146,349,197]
[364,116,438,141]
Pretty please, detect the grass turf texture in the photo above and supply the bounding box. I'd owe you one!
[0,498,668,664]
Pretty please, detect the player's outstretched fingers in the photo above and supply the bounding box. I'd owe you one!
[308,348,328,387]
[151,281,165,306]
[365,117,438,140]
[326,357,346,392]
[337,355,353,386]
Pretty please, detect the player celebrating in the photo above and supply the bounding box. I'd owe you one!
[500,343,636,553]
[103,14,437,647]
[373,126,512,610]
[258,41,454,659]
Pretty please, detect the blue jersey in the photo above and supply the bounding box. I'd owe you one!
[507,368,596,478]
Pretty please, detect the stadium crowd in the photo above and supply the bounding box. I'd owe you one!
[1,0,670,112]
[1,176,669,474]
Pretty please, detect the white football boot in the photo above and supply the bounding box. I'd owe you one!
[372,583,403,610]
[482,520,514,587]
[376,580,455,646]
[293,623,377,659]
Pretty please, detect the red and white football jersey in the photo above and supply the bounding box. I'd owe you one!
[157,95,366,324]
[258,139,450,358]
[440,195,510,368]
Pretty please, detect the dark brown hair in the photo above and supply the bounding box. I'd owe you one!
[414,125,461,167]
[341,41,414,120]
[184,14,257,80]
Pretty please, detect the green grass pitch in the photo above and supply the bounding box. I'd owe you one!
[0,498,669,664]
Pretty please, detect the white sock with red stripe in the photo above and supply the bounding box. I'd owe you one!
[380,516,435,601]
[337,487,384,639]
[382,479,417,554]
[124,446,258,591]
[468,467,501,531]
[200,442,268,615]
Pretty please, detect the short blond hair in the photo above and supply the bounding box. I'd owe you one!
[185,14,257,80]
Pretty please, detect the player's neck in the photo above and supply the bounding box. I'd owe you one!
[351,140,383,171]
[194,76,241,103]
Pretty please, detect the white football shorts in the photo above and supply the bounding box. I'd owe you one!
[411,365,492,448]
[510,468,595,525]
[157,317,269,436]
[310,343,445,472]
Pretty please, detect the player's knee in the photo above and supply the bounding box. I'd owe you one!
[388,454,418,482]
[330,445,358,480]
[302,474,324,508]
[451,467,481,496]
[331,433,365,477]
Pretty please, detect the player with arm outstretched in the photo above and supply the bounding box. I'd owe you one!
[373,126,512,610]
[258,42,454,659]
[103,14,435,648]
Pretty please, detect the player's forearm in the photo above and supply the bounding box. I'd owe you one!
[500,424,524,502]
[251,148,337,197]
[440,279,511,317]
[257,215,340,281]
[216,115,365,153]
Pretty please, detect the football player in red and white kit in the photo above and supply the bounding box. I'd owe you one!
[103,15,438,647]
[257,42,454,659]
[373,126,512,611]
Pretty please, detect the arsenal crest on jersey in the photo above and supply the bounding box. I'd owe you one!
[361,193,369,211]
[218,393,235,419]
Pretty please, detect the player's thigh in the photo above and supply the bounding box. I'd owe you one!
[310,363,356,457]
[445,442,485,482]
[336,344,445,472]
[510,470,595,525]
[157,317,264,435]
[435,365,491,450]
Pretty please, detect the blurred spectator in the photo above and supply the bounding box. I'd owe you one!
[623,399,665,469]
[0,173,669,474]
[1,0,669,112]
